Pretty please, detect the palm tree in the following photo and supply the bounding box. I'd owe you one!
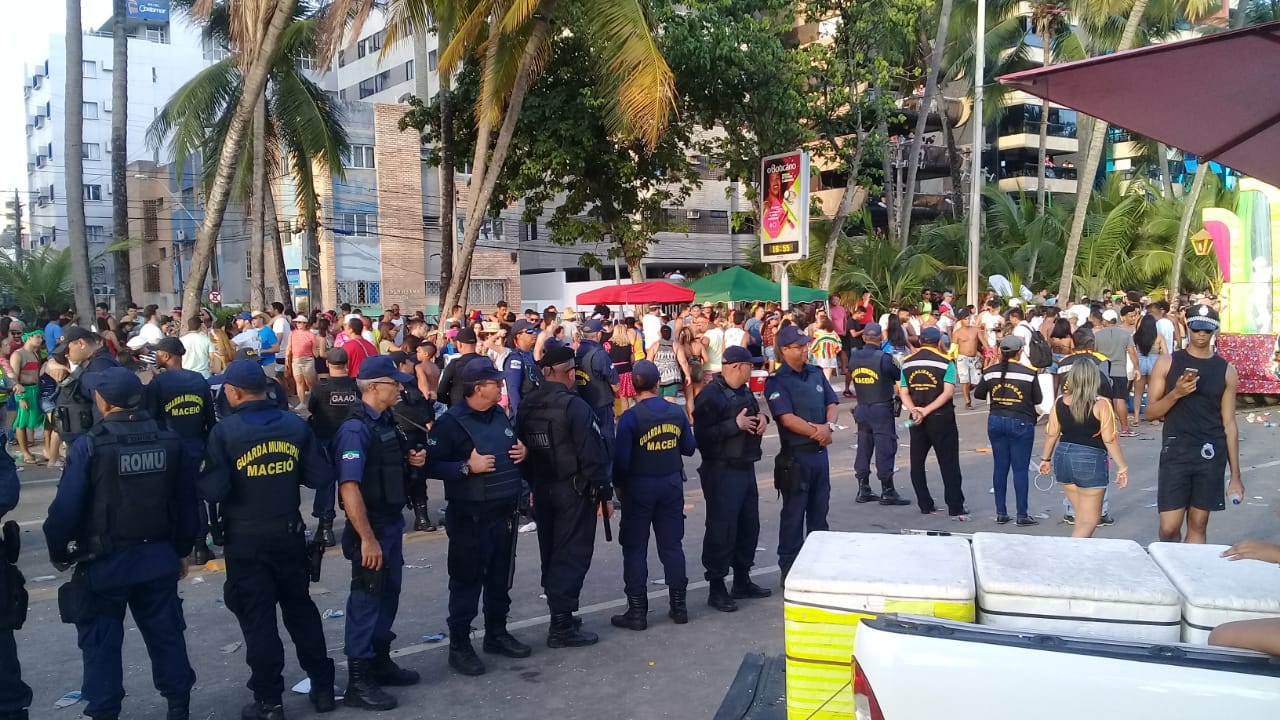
[983,186,1067,285]
[65,0,95,324]
[0,248,74,317]
[327,0,677,312]
[898,0,956,247]
[1030,2,1070,214]
[110,0,132,307]
[177,0,297,320]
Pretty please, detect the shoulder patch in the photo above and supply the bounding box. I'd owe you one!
[510,359,522,369]
[768,391,781,400]
[340,450,361,461]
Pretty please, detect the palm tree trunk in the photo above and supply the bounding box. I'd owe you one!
[438,64,455,309]
[942,108,964,217]
[1170,162,1209,297]
[305,217,319,310]
[110,0,131,308]
[250,93,267,310]
[899,0,954,245]
[882,127,897,247]
[65,0,94,324]
[265,182,290,310]
[182,0,296,320]
[1056,0,1149,303]
[444,11,556,312]
[1035,30,1051,214]
[821,140,867,291]
[1157,142,1175,198]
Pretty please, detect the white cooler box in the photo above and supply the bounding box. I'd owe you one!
[973,533,1181,642]
[784,531,975,720]
[1150,542,1280,644]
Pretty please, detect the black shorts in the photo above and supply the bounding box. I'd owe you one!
[1105,377,1130,400]
[1157,438,1227,512]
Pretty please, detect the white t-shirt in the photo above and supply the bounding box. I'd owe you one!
[704,327,725,371]
[724,327,746,348]
[232,328,262,351]
[1013,322,1034,366]
[271,316,290,361]
[180,332,213,378]
[1156,317,1175,353]
[641,314,663,350]
[937,315,955,336]
[980,312,1003,347]
[139,321,164,345]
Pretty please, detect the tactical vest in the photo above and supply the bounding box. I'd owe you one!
[54,367,95,441]
[448,408,524,503]
[216,409,307,535]
[901,348,952,408]
[629,401,686,476]
[355,411,408,514]
[714,379,763,466]
[153,370,209,440]
[83,416,182,554]
[575,343,613,408]
[849,348,893,405]
[394,383,435,445]
[518,385,583,483]
[767,366,827,452]
[507,350,541,397]
[310,377,359,441]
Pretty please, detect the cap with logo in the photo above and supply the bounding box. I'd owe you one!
[357,355,414,383]
[919,326,942,344]
[234,347,260,362]
[1186,304,1220,332]
[82,366,144,408]
[209,359,268,392]
[776,325,812,347]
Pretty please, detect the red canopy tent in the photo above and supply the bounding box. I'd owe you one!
[575,280,694,306]
[998,21,1280,185]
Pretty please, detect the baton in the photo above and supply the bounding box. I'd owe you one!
[600,498,613,543]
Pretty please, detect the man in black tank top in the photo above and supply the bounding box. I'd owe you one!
[1144,305,1242,543]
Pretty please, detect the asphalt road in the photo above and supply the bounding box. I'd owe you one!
[7,392,1280,719]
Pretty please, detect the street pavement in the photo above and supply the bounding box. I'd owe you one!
[7,392,1280,719]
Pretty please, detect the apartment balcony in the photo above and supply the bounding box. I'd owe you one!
[898,94,969,131]
[1108,128,1146,160]
[813,186,869,217]
[997,163,1078,194]
[997,121,1079,154]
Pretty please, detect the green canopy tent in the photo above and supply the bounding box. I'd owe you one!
[688,266,827,304]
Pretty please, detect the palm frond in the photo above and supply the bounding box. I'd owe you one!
[582,0,676,149]
[147,58,242,180]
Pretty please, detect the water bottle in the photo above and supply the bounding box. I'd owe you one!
[1229,491,1243,505]
[901,418,915,429]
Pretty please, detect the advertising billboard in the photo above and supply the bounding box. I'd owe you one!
[759,150,810,263]
[127,0,170,22]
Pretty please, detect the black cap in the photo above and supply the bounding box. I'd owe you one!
[538,345,576,368]
[461,357,504,383]
[208,359,268,391]
[388,350,412,366]
[723,346,754,365]
[154,336,185,355]
[455,327,478,344]
[82,367,144,408]
[234,347,260,361]
[326,347,348,365]
[62,326,100,345]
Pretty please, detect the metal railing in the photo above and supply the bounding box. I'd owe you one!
[1000,162,1079,181]
[999,121,1078,139]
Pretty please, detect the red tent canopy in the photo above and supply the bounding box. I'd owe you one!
[575,280,694,306]
[999,21,1280,185]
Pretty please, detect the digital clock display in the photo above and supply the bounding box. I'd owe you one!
[762,241,799,257]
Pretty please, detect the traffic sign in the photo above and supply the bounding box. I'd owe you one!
[208,290,222,304]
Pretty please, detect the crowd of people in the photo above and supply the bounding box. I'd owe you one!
[0,284,1262,720]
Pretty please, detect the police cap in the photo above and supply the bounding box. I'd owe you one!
[723,345,754,365]
[776,325,811,347]
[461,357,503,383]
[1186,304,1220,332]
[234,347,260,361]
[511,319,539,335]
[154,336,185,355]
[862,323,883,340]
[538,345,576,368]
[582,319,604,334]
[920,327,942,344]
[62,326,101,345]
[455,327,478,344]
[82,367,144,408]
[631,359,661,388]
[209,359,268,391]
[326,347,348,365]
[357,355,414,382]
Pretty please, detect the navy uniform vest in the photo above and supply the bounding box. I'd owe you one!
[216,405,310,536]
[310,377,359,441]
[394,382,435,446]
[152,368,209,441]
[84,413,182,554]
[901,348,952,408]
[447,406,524,503]
[518,384,584,483]
[709,378,763,466]
[849,347,893,405]
[769,365,828,452]
[629,401,686,476]
[355,410,409,516]
[575,342,613,408]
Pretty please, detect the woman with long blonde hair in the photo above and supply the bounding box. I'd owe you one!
[1039,361,1130,538]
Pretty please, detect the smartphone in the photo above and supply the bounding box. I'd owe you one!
[1181,367,1200,380]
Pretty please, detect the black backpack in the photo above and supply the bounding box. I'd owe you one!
[1024,323,1053,369]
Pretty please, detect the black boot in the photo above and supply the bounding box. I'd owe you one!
[412,503,436,532]
[668,589,689,624]
[166,694,190,720]
[547,612,598,648]
[707,579,738,612]
[731,571,773,600]
[191,541,214,565]
[316,518,336,547]
[854,480,880,503]
[371,643,419,686]
[879,485,911,506]
[309,674,336,713]
[483,626,533,658]
[610,594,648,631]
[343,658,397,711]
[448,636,486,676]
[240,701,285,720]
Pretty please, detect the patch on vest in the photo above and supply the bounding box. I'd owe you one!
[119,449,168,475]
[639,423,682,451]
[768,392,780,400]
[330,391,358,405]
[528,431,552,449]
[504,428,514,437]
[341,450,362,461]
[163,394,205,416]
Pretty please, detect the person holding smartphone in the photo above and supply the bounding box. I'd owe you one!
[1144,304,1243,544]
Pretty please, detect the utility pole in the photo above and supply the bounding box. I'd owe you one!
[7,190,23,261]
[966,0,986,309]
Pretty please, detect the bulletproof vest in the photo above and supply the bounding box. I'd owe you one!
[518,385,582,483]
[355,409,408,513]
[54,366,95,442]
[84,415,182,554]
[713,379,763,466]
[628,401,685,476]
[507,350,541,397]
[310,377,359,441]
[575,343,613,408]
[902,348,952,408]
[849,348,893,405]
[394,382,434,446]
[152,369,209,441]
[447,407,524,503]
[215,408,307,534]
[769,365,827,452]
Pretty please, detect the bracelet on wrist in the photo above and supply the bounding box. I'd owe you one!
[1040,458,1052,463]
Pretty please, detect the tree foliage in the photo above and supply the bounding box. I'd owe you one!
[0,248,74,318]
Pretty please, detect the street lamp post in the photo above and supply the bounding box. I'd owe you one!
[966,0,986,309]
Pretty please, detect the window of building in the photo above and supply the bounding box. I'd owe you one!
[159,246,167,259]
[83,184,102,201]
[297,54,317,71]
[358,77,376,99]
[143,199,160,241]
[357,39,368,59]
[467,279,508,308]
[49,184,55,202]
[405,59,414,80]
[374,70,391,92]
[86,225,106,242]
[342,144,375,169]
[428,49,438,71]
[82,143,101,160]
[83,102,99,119]
[144,264,161,292]
[245,247,253,279]
[339,212,377,236]
[336,280,381,306]
[338,49,346,67]
[82,61,96,78]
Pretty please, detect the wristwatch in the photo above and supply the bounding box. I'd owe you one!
[459,461,471,476]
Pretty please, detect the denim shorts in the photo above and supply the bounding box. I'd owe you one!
[1138,353,1158,377]
[1054,442,1109,488]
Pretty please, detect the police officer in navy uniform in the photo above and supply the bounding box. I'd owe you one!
[898,327,967,516]
[502,319,541,417]
[693,346,770,612]
[574,319,620,447]
[848,323,911,506]
[53,325,120,447]
[306,347,358,546]
[331,356,425,711]
[765,326,839,580]
[610,360,696,631]
[391,351,437,533]
[215,348,290,418]
[198,360,335,720]
[43,367,196,720]
[146,337,218,564]
[0,430,31,720]
[516,346,612,647]
[424,357,532,676]
[437,327,484,408]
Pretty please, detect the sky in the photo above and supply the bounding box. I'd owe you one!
[1,0,114,201]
